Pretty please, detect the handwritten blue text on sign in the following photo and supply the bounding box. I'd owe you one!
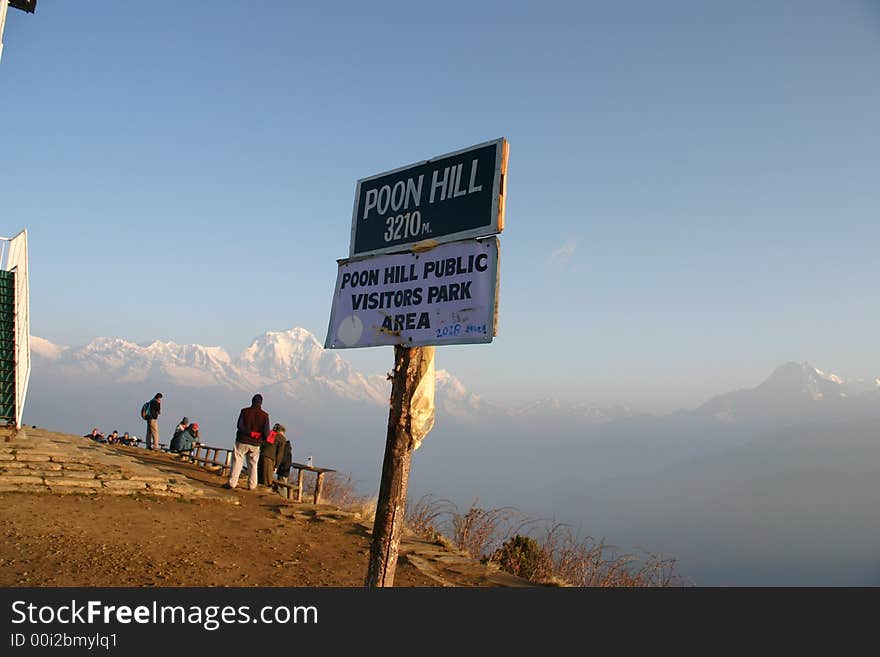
[325,238,499,349]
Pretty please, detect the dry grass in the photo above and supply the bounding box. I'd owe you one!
[309,472,376,522]
[405,495,531,556]
[538,522,684,587]
[448,500,531,558]
[350,496,378,524]
[317,472,358,507]
[317,479,687,586]
[404,494,456,542]
[403,494,686,587]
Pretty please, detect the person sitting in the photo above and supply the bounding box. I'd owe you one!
[178,422,200,457]
[84,428,106,443]
[169,417,190,453]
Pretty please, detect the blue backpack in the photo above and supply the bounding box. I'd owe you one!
[140,401,151,420]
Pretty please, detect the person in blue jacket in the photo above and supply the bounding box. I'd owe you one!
[179,422,200,454]
[169,417,189,453]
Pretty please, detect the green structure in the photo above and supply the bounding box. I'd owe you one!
[0,269,13,423]
[0,230,29,428]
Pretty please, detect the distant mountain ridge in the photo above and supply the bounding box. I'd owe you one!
[26,331,880,586]
[695,360,880,425]
[31,332,880,424]
[33,328,385,405]
[30,328,638,421]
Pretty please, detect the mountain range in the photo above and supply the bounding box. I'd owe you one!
[35,328,877,425]
[25,327,880,584]
[29,328,634,423]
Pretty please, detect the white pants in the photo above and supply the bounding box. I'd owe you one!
[228,441,260,490]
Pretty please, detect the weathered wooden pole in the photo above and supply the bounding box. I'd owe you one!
[365,344,432,587]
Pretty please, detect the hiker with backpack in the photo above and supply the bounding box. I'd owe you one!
[140,393,163,450]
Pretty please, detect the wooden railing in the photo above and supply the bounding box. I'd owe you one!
[187,444,234,477]
[273,462,336,504]
[184,446,337,502]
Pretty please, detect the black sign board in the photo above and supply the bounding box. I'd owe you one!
[349,138,508,257]
[9,1,37,13]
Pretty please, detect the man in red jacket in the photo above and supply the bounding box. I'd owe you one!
[225,393,270,490]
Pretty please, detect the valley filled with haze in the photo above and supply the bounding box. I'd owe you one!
[27,327,880,585]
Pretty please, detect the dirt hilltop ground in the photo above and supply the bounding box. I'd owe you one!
[0,427,532,587]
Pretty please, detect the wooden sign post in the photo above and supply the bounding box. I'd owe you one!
[364,344,432,587]
[325,138,508,587]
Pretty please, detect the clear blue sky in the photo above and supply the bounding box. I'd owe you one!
[2,1,879,412]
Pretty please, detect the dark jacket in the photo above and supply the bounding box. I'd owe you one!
[260,431,287,464]
[178,427,198,452]
[169,426,185,452]
[276,438,292,478]
[168,424,189,452]
[148,398,161,420]
[236,403,270,445]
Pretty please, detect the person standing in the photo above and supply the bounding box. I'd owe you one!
[258,423,288,486]
[226,393,269,491]
[145,392,162,450]
[275,425,292,482]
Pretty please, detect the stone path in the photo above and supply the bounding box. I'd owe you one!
[276,504,536,587]
[0,427,237,503]
[1,426,538,586]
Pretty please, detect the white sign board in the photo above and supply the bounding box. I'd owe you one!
[325,238,499,349]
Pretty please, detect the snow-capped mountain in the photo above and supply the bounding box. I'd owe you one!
[34,328,388,405]
[32,329,879,424]
[434,369,498,418]
[38,335,242,388]
[236,328,386,405]
[755,361,872,400]
[697,361,880,424]
[25,334,880,529]
[238,328,347,383]
[31,327,521,416]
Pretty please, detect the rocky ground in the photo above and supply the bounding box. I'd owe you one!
[0,428,531,587]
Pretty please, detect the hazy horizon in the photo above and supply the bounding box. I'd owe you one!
[24,324,880,585]
[3,1,879,415]
[29,327,880,417]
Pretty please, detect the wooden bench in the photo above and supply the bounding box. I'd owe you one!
[273,462,336,504]
[188,444,234,477]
